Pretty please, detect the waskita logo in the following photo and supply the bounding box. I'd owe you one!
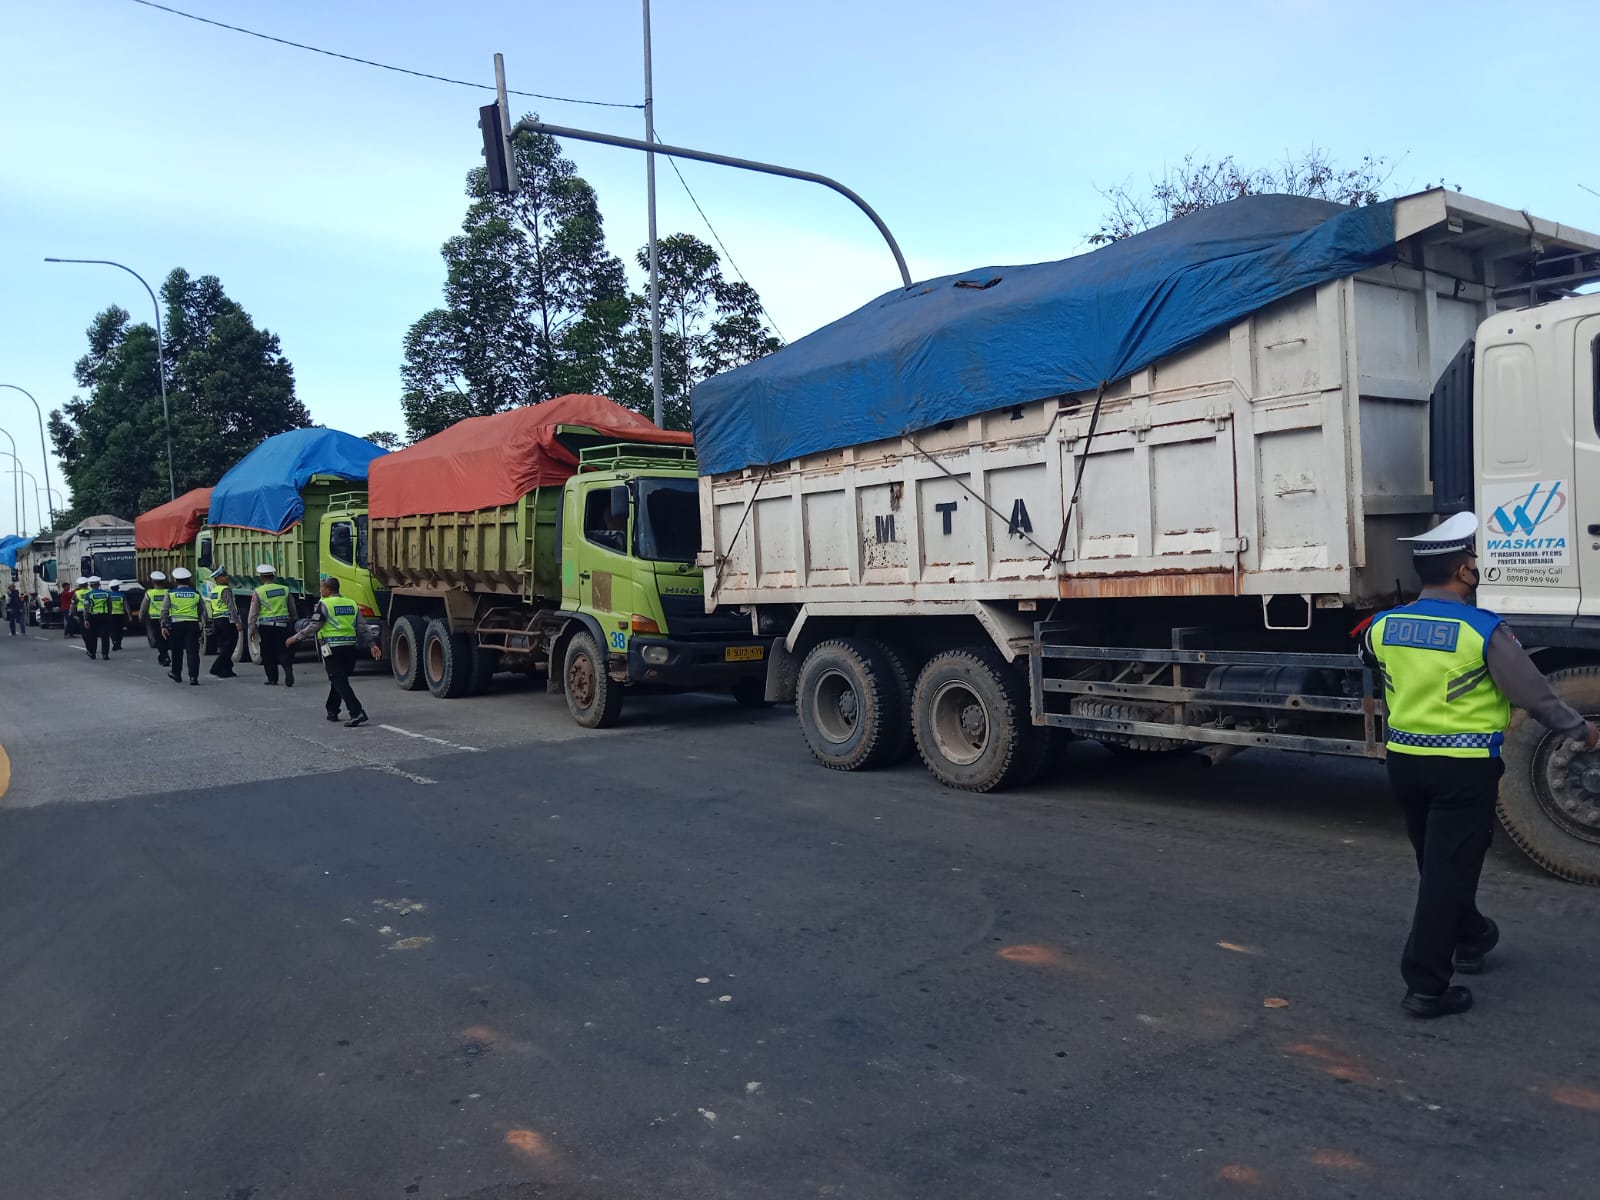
[1488,482,1568,551]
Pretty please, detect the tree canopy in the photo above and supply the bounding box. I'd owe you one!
[51,270,309,522]
[402,118,782,439]
[1088,148,1404,245]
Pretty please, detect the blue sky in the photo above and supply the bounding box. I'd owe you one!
[2,0,1597,525]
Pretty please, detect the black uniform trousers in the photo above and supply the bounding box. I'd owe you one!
[1386,750,1500,995]
[167,622,201,682]
[155,619,169,666]
[322,645,365,719]
[209,619,238,677]
[109,613,123,650]
[86,614,110,658]
[79,613,95,654]
[258,624,294,685]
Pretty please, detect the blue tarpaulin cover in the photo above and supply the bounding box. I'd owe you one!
[0,535,30,568]
[208,428,387,533]
[691,194,1400,476]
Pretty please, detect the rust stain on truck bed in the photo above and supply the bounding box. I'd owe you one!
[1058,570,1237,599]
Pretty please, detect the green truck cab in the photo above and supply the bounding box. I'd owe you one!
[373,438,767,728]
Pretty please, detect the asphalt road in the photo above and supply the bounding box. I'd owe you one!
[4,626,1600,1199]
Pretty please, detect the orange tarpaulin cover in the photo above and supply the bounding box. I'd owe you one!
[134,486,214,550]
[369,395,691,518]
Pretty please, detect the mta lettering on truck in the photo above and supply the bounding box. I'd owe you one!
[1482,480,1573,587]
[871,498,1034,543]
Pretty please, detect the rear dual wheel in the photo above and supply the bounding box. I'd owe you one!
[795,638,913,771]
[912,646,1048,792]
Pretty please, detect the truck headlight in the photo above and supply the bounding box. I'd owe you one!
[641,645,670,665]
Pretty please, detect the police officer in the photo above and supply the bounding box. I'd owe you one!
[286,575,379,726]
[82,576,111,660]
[141,571,171,668]
[206,566,240,678]
[66,575,88,642]
[248,563,297,687]
[1365,512,1600,1018]
[106,580,127,651]
[161,567,205,685]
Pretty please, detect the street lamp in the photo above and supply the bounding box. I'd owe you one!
[43,258,175,500]
[0,384,55,522]
[0,452,34,535]
[0,426,20,535]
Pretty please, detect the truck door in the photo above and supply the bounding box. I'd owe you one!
[1476,326,1579,615]
[1573,319,1600,616]
[575,482,635,655]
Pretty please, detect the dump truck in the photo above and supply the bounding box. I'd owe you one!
[201,428,387,645]
[54,516,143,628]
[694,188,1600,884]
[135,487,211,585]
[369,394,767,726]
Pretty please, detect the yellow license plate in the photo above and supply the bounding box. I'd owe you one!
[725,645,764,662]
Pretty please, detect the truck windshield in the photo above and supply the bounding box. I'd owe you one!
[635,479,700,563]
[94,551,136,581]
[355,515,369,570]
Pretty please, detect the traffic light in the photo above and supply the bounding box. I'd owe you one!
[479,102,514,194]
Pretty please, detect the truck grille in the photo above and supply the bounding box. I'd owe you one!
[656,591,750,637]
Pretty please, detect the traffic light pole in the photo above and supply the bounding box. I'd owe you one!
[503,117,913,291]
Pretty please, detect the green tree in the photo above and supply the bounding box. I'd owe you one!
[628,234,783,430]
[365,431,402,450]
[51,270,309,521]
[1088,148,1404,244]
[401,119,631,439]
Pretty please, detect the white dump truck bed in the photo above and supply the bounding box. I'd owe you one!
[701,192,1600,617]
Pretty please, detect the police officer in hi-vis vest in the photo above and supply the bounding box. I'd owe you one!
[161,567,206,685]
[286,575,379,727]
[141,571,171,668]
[247,563,296,687]
[106,580,127,651]
[205,566,240,678]
[1364,512,1600,1018]
[82,576,111,660]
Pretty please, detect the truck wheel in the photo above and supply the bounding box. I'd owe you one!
[1499,666,1600,885]
[422,618,472,699]
[731,679,773,708]
[912,645,1046,792]
[564,632,623,728]
[390,615,427,691]
[871,641,918,765]
[146,622,160,650]
[468,648,501,696]
[795,638,905,771]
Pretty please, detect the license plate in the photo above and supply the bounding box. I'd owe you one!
[725,645,764,662]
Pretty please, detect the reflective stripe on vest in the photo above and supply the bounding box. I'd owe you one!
[167,587,201,622]
[1370,598,1511,759]
[318,599,359,647]
[255,583,290,622]
[85,589,111,615]
[109,594,126,615]
[145,588,170,613]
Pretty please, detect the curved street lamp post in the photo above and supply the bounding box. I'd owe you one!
[43,258,175,501]
[0,384,55,525]
[0,451,35,535]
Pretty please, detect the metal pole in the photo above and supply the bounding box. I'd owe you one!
[0,453,32,534]
[643,0,664,427]
[6,466,39,536]
[43,258,176,500]
[0,384,54,525]
[509,119,914,289]
[492,54,519,192]
[0,428,19,534]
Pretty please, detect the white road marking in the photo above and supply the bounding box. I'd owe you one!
[378,724,483,753]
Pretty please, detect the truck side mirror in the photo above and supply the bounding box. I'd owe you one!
[609,486,629,521]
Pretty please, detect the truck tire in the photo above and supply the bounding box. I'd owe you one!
[422,618,472,699]
[146,622,160,650]
[1498,666,1600,885]
[871,640,918,765]
[468,648,500,696]
[795,638,905,771]
[390,615,427,691]
[564,632,623,728]
[912,645,1047,792]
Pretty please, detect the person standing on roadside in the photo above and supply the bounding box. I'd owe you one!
[5,586,23,636]
[247,563,296,687]
[1364,512,1600,1019]
[141,572,171,669]
[65,576,87,642]
[82,576,111,660]
[205,566,240,679]
[161,567,206,685]
[106,580,127,651]
[286,575,379,727]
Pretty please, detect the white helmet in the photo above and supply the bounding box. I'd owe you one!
[256,563,276,575]
[75,576,88,586]
[172,567,193,581]
[87,576,101,584]
[107,580,121,589]
[150,571,167,582]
